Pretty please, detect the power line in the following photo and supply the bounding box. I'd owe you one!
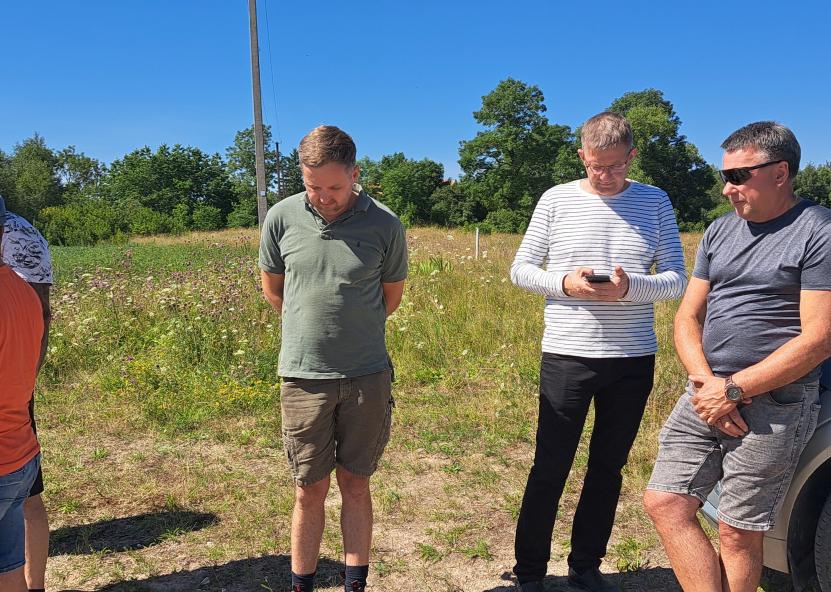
[263,0,281,142]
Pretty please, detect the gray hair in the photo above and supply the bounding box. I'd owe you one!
[580,112,634,151]
[721,121,800,180]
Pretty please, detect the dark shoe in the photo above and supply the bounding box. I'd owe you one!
[567,567,622,592]
[518,581,545,592]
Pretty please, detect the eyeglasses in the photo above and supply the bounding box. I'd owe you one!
[718,160,785,185]
[583,151,633,174]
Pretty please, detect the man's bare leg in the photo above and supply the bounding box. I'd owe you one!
[291,476,331,575]
[336,466,372,566]
[644,490,723,591]
[24,494,49,590]
[719,522,764,592]
[0,566,28,592]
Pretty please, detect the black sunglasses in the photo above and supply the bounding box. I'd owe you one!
[718,159,785,185]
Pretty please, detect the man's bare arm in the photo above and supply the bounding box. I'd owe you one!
[732,289,831,396]
[382,280,405,316]
[29,282,51,372]
[261,271,285,312]
[673,277,713,377]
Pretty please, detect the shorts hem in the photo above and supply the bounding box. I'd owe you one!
[337,462,376,478]
[717,511,772,532]
[645,483,707,504]
[293,466,335,487]
[0,558,24,574]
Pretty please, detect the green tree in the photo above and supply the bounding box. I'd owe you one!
[429,182,485,227]
[795,162,831,208]
[458,78,573,231]
[56,146,106,200]
[279,148,305,198]
[377,156,444,224]
[106,144,236,215]
[0,150,14,203]
[225,125,279,196]
[6,134,63,221]
[608,89,716,228]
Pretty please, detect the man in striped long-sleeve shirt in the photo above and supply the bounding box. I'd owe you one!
[510,112,687,592]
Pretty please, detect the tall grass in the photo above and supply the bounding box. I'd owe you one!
[44,227,699,469]
[38,227,707,590]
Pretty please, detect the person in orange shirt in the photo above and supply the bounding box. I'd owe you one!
[0,197,44,592]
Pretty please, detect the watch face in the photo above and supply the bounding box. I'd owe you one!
[726,386,743,402]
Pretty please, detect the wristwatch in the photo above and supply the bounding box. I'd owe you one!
[724,376,744,403]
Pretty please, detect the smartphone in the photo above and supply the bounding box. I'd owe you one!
[586,274,611,283]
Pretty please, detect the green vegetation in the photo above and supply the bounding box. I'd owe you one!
[6,81,830,247]
[34,228,794,590]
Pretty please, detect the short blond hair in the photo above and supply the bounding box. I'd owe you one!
[298,125,356,168]
[580,112,633,151]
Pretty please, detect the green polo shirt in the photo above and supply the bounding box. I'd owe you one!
[259,188,408,379]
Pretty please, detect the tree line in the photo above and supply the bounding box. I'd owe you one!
[2,79,830,245]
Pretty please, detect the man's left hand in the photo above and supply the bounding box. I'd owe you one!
[689,373,738,425]
[589,265,630,301]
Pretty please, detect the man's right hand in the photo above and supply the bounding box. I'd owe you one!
[562,267,598,298]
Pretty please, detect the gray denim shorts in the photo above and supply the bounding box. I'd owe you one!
[280,370,394,486]
[647,380,821,531]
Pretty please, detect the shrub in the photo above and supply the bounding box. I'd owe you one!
[480,208,529,234]
[39,200,121,246]
[191,203,224,231]
[170,202,192,234]
[227,195,258,228]
[129,206,172,235]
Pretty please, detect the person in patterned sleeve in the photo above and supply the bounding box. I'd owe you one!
[1,197,52,592]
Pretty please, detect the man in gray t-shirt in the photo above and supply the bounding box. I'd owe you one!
[259,126,407,592]
[644,122,831,592]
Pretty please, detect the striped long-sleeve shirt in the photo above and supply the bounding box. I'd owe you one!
[510,180,687,358]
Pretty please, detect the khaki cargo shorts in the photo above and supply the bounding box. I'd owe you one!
[280,370,394,486]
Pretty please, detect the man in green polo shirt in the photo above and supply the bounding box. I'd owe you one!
[259,125,407,592]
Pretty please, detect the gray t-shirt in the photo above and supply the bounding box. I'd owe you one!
[259,189,408,379]
[693,199,831,381]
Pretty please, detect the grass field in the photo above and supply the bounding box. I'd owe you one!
[35,227,788,591]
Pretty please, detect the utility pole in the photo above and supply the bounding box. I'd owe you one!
[248,0,268,227]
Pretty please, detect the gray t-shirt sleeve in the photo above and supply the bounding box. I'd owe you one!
[692,225,713,281]
[381,219,408,282]
[258,208,285,274]
[801,220,831,290]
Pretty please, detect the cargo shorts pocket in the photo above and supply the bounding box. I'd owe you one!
[282,430,300,477]
[370,395,395,469]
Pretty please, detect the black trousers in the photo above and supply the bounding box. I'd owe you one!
[513,353,655,583]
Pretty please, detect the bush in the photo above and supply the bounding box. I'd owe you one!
[129,206,172,235]
[39,201,121,246]
[170,202,191,234]
[429,184,485,227]
[480,208,529,234]
[191,204,224,231]
[227,195,258,228]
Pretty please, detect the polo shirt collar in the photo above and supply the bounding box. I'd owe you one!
[353,185,371,212]
[305,184,371,224]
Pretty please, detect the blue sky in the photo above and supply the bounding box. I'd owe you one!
[1,0,829,179]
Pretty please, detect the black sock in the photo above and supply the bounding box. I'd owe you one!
[29,589,46,592]
[344,564,369,591]
[291,570,316,592]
